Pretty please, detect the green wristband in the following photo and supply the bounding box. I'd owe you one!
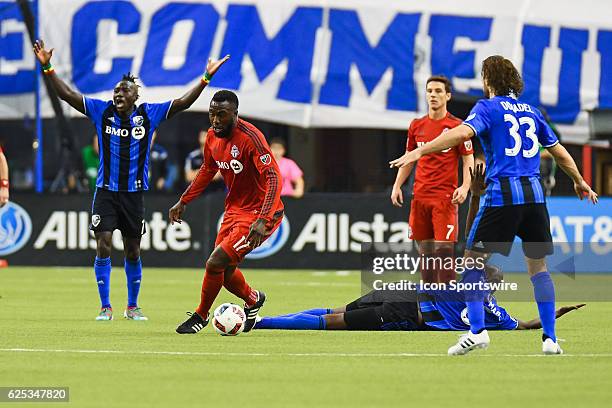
[42,62,52,71]
[204,71,213,82]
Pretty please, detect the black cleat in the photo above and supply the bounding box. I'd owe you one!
[243,291,266,333]
[176,312,208,334]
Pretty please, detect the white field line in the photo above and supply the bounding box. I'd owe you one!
[2,348,612,358]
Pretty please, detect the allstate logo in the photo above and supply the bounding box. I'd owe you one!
[216,213,290,260]
[0,202,33,256]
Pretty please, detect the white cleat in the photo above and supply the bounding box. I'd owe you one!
[542,338,563,355]
[448,330,490,356]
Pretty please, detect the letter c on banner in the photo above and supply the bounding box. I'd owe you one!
[71,1,141,93]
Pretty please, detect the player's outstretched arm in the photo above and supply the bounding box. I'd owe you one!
[517,303,586,330]
[390,124,474,168]
[33,40,85,114]
[170,163,218,224]
[546,143,598,204]
[167,55,230,118]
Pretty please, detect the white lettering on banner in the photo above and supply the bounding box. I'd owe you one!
[34,211,192,252]
[549,215,612,255]
[2,0,609,141]
[291,213,409,253]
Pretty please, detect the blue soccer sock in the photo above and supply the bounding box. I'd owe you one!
[125,258,142,308]
[463,267,486,334]
[256,313,326,330]
[531,271,556,342]
[94,257,111,308]
[276,308,331,318]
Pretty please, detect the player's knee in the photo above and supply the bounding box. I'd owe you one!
[324,313,347,330]
[525,257,547,276]
[95,234,112,258]
[206,256,228,273]
[125,245,140,261]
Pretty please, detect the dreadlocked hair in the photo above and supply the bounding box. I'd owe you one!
[121,72,140,87]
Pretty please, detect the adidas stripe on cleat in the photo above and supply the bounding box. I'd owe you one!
[176,311,208,334]
[447,330,490,355]
[243,291,266,333]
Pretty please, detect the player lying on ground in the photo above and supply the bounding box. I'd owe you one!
[170,90,284,334]
[390,55,597,355]
[33,39,229,321]
[254,284,585,332]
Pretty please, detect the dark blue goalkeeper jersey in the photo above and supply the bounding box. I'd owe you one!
[84,97,172,192]
[463,96,559,207]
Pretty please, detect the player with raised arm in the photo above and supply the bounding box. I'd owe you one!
[33,39,229,321]
[391,76,473,283]
[170,90,283,334]
[390,55,597,355]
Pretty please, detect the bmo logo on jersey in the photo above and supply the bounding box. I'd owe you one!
[417,140,451,153]
[105,126,129,137]
[216,160,244,174]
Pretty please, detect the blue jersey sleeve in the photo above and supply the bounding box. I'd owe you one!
[463,100,491,136]
[83,97,112,124]
[143,101,173,128]
[534,109,559,148]
[484,296,519,330]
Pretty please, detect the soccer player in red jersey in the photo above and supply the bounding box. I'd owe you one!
[170,90,283,334]
[391,76,474,283]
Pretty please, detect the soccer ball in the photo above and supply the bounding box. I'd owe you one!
[460,307,470,325]
[212,303,246,336]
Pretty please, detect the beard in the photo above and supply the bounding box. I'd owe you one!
[214,117,236,138]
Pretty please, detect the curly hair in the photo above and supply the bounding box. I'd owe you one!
[481,55,523,97]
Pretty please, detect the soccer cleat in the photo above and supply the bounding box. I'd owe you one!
[542,338,563,355]
[95,307,113,321]
[243,291,266,333]
[448,330,490,355]
[124,307,148,321]
[176,312,208,334]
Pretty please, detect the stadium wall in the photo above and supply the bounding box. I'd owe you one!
[2,194,610,270]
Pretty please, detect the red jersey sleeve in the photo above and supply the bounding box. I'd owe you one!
[180,139,219,204]
[406,120,417,152]
[244,128,281,221]
[459,138,475,155]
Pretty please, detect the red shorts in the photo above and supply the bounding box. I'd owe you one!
[409,198,458,242]
[215,209,284,265]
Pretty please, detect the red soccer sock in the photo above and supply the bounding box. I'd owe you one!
[224,268,258,307]
[195,263,225,318]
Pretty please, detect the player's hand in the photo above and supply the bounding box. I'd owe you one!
[168,201,186,225]
[0,187,8,207]
[555,303,586,318]
[574,179,598,204]
[389,150,421,168]
[246,218,267,248]
[33,39,53,65]
[390,186,403,207]
[469,162,487,197]
[206,55,230,77]
[451,185,469,204]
